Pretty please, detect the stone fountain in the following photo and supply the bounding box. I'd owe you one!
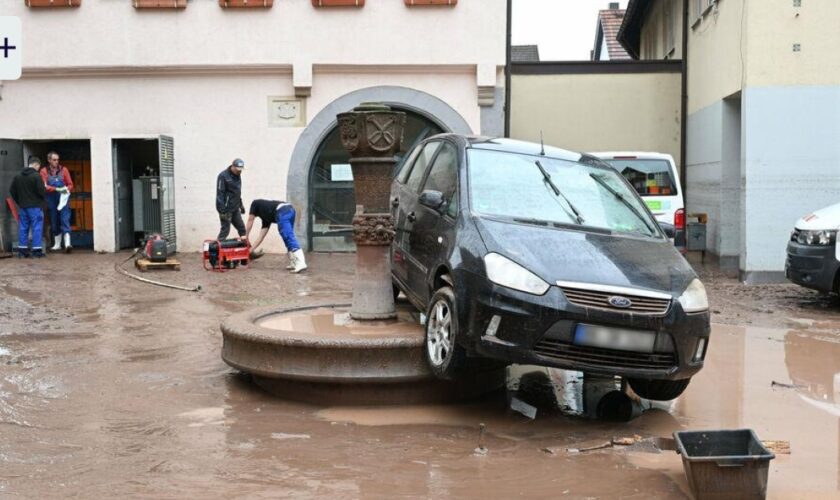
[221,103,504,405]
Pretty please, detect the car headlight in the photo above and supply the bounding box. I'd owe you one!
[484,253,550,296]
[678,278,708,313]
[793,229,836,246]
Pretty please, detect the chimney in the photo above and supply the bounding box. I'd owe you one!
[609,2,619,8]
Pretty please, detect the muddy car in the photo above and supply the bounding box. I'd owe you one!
[390,135,710,401]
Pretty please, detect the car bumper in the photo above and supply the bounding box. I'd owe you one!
[785,241,839,294]
[454,270,710,381]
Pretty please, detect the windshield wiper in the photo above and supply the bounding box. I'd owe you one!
[588,173,656,235]
[535,160,585,225]
[513,217,550,226]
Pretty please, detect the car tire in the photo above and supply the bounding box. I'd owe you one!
[424,286,467,381]
[627,377,691,401]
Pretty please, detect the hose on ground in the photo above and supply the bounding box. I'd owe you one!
[114,249,202,293]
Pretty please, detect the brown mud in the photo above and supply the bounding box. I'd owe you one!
[0,251,838,498]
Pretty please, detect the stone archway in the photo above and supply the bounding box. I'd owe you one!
[286,86,473,250]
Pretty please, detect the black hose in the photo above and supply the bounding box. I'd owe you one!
[114,249,201,292]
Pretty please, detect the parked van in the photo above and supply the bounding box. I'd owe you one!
[786,202,840,294]
[590,152,685,244]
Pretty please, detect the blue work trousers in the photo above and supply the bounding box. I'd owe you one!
[18,207,44,251]
[46,192,71,236]
[275,205,300,252]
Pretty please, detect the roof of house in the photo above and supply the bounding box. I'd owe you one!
[616,0,654,59]
[593,7,632,61]
[511,45,540,63]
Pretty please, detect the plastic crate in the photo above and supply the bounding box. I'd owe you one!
[674,429,775,500]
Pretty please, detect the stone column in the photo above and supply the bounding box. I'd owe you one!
[337,103,406,320]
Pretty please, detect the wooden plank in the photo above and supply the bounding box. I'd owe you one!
[135,257,181,272]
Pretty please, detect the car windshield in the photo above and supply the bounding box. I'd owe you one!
[601,158,678,197]
[467,149,661,238]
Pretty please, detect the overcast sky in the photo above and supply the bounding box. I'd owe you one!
[512,0,629,61]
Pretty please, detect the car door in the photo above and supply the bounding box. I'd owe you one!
[391,141,441,293]
[407,141,459,305]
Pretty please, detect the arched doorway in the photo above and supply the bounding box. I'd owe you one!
[308,108,444,252]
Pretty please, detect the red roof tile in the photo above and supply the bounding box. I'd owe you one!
[597,8,632,60]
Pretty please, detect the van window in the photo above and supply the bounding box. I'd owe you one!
[405,142,441,193]
[602,159,678,197]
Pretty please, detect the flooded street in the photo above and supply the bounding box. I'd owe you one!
[1,253,839,498]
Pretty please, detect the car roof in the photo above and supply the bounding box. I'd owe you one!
[425,133,596,164]
[589,151,676,163]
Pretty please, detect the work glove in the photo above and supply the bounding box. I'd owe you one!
[56,187,69,194]
[220,212,232,223]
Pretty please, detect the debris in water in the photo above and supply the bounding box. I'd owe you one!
[271,432,311,440]
[473,423,488,456]
[762,440,791,454]
[540,447,557,455]
[510,397,538,419]
[771,380,804,390]
[611,436,642,446]
[567,441,613,454]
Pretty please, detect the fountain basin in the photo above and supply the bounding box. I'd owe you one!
[221,303,505,405]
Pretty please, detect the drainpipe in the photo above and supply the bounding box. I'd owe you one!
[680,0,689,198]
[504,0,512,138]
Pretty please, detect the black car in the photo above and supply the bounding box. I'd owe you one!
[390,135,711,401]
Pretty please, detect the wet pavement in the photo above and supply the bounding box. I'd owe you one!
[1,251,839,498]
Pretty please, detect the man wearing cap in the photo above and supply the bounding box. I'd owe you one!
[216,158,246,240]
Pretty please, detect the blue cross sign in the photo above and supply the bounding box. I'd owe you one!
[0,17,22,80]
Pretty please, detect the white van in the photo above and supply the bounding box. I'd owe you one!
[786,202,840,294]
[590,152,685,229]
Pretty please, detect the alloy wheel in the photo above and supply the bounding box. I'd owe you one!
[426,299,452,367]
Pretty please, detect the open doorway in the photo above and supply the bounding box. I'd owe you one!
[23,139,93,249]
[112,137,177,252]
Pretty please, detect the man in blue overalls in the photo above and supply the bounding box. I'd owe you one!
[40,151,74,253]
[9,157,47,258]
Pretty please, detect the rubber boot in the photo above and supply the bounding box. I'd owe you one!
[63,233,72,253]
[285,252,295,270]
[51,236,62,251]
[291,249,307,273]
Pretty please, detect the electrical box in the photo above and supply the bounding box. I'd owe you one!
[687,222,707,251]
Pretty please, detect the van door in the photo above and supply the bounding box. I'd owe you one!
[408,141,458,305]
[391,141,441,300]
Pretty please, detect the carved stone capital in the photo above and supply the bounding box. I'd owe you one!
[352,213,395,246]
[337,103,406,157]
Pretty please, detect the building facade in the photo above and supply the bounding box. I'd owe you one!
[620,0,840,282]
[0,0,506,253]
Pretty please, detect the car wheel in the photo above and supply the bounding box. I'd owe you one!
[627,377,691,401]
[424,286,466,380]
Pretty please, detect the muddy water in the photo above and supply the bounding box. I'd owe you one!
[1,252,839,498]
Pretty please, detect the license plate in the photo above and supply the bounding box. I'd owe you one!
[573,324,655,353]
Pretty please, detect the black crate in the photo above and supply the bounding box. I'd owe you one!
[674,429,775,500]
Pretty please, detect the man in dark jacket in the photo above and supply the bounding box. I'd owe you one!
[216,158,246,240]
[9,157,47,258]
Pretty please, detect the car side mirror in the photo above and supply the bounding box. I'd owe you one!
[658,221,676,238]
[419,190,446,212]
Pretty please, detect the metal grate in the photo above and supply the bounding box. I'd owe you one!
[558,283,671,316]
[158,135,176,253]
[534,338,676,370]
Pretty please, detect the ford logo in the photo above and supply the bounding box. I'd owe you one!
[607,296,633,309]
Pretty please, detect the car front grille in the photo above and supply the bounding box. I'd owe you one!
[534,338,676,370]
[558,285,671,316]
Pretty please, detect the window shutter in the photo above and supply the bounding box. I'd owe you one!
[311,0,365,6]
[220,0,273,7]
[404,0,457,5]
[25,0,81,7]
[134,0,187,8]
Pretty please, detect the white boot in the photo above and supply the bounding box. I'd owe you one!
[51,236,62,251]
[291,249,307,273]
[63,233,72,253]
[285,252,295,270]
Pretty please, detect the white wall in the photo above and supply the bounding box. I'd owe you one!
[0,69,480,253]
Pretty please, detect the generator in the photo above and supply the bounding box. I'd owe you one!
[203,238,250,271]
[143,233,169,263]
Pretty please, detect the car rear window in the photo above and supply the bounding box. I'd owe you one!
[603,159,678,197]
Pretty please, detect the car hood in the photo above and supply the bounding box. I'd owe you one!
[795,202,840,230]
[474,217,696,296]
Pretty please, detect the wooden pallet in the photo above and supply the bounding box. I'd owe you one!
[135,257,181,272]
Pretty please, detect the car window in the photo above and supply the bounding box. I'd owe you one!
[602,159,678,197]
[468,149,661,238]
[422,142,457,198]
[396,144,422,184]
[405,142,441,193]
